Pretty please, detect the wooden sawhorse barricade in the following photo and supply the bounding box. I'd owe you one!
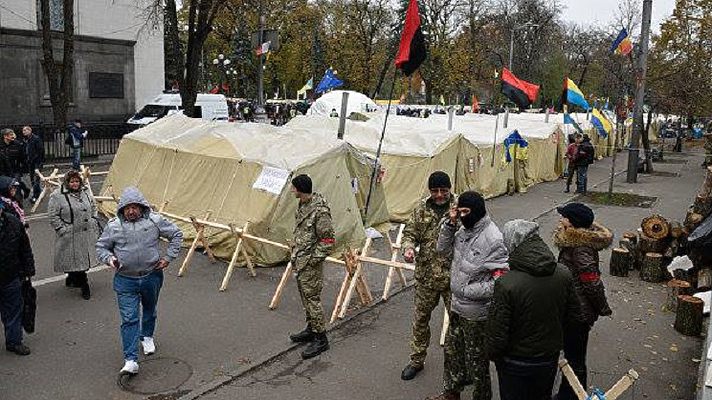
[559,360,639,400]
[32,166,108,213]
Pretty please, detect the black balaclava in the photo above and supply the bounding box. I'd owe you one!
[458,191,486,229]
[291,174,313,194]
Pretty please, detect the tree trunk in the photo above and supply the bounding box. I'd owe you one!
[674,295,703,336]
[610,248,631,277]
[641,214,670,240]
[164,0,182,89]
[619,238,637,270]
[640,252,665,282]
[39,0,73,130]
[638,233,667,254]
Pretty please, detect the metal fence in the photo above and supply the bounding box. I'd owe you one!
[3,122,136,161]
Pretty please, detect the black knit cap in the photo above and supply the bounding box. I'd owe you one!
[458,191,486,226]
[557,202,594,229]
[291,174,312,194]
[428,171,451,190]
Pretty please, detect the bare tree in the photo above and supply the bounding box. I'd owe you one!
[39,0,74,130]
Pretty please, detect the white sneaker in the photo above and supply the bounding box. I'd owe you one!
[119,360,139,375]
[141,337,156,355]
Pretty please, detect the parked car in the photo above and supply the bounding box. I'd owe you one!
[127,93,229,126]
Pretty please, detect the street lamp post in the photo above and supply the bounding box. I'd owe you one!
[508,22,539,71]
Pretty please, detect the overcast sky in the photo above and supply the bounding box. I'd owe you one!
[560,0,677,33]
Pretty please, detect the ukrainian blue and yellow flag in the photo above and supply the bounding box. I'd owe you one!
[565,78,590,110]
[590,109,613,138]
[503,130,529,163]
[610,28,633,56]
[563,113,583,133]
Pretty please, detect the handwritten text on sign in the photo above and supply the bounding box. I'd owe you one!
[253,166,290,195]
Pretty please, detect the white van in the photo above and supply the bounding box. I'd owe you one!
[127,93,229,126]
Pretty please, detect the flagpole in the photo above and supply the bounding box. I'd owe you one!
[490,113,500,167]
[364,68,398,221]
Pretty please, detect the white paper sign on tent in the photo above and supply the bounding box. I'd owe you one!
[253,166,290,195]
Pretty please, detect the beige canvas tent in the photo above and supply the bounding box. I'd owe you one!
[286,115,462,221]
[99,114,390,265]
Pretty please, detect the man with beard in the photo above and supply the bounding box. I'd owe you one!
[400,171,456,381]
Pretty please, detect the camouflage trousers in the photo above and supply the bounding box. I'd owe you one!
[443,313,492,400]
[296,261,326,333]
[409,283,451,367]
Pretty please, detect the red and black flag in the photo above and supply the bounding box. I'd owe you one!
[501,68,540,109]
[394,0,427,76]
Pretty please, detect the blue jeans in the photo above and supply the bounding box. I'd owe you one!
[72,147,81,170]
[576,165,589,193]
[113,271,164,361]
[0,278,23,347]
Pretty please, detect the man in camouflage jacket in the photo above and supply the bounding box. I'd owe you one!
[288,174,335,360]
[400,171,456,381]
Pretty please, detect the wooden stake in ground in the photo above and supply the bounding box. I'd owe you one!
[640,252,665,282]
[609,248,631,277]
[665,279,692,312]
[674,295,704,336]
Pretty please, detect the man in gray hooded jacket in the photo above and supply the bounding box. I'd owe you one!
[96,187,183,376]
[426,191,509,400]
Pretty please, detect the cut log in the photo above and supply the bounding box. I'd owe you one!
[610,248,631,277]
[665,279,693,312]
[674,295,704,336]
[641,214,670,240]
[619,238,637,270]
[698,166,712,198]
[640,252,665,283]
[623,231,638,244]
[692,195,712,218]
[670,221,684,239]
[698,268,712,291]
[638,233,668,255]
[685,212,703,232]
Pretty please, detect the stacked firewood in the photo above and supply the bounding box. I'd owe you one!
[608,166,712,337]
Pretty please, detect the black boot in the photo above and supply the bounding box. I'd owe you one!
[301,332,329,359]
[289,325,315,343]
[65,273,79,288]
[81,282,91,300]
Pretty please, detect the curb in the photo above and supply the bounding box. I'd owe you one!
[178,282,415,400]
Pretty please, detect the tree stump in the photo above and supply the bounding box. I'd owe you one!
[670,221,684,239]
[641,214,670,240]
[638,233,668,255]
[640,252,665,282]
[610,248,631,277]
[674,295,704,336]
[665,279,692,312]
[619,238,637,270]
[623,231,638,244]
[698,268,712,291]
[684,211,704,233]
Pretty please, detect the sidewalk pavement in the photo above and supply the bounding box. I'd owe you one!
[199,150,706,400]
[0,149,704,400]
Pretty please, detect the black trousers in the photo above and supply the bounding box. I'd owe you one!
[496,355,558,400]
[67,271,88,287]
[557,321,591,400]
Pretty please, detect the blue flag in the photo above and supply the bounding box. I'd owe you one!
[563,113,583,133]
[315,68,344,94]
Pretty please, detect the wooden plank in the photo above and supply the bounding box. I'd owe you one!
[330,271,351,323]
[558,360,588,400]
[177,212,212,277]
[604,370,639,400]
[354,238,373,305]
[439,309,449,346]
[219,222,250,292]
[383,224,406,300]
[338,250,362,319]
[31,168,58,213]
[268,262,293,310]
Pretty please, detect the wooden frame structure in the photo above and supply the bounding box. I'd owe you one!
[93,195,415,323]
[32,166,109,213]
[559,359,639,400]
